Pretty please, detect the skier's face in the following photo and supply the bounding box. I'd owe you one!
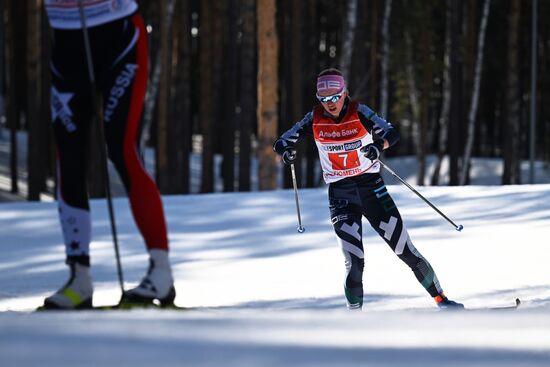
[318,89,347,117]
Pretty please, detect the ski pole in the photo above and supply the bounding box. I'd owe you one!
[77,1,125,293]
[378,160,464,232]
[290,163,305,233]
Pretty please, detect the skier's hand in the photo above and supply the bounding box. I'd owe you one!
[360,140,384,161]
[282,148,297,165]
[273,138,297,165]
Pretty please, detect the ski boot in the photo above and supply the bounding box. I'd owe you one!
[121,249,176,307]
[435,294,464,310]
[43,256,93,310]
[345,286,363,311]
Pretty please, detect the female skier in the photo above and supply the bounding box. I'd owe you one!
[274,68,463,310]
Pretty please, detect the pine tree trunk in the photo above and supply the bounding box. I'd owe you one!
[156,0,173,193]
[540,5,549,163]
[431,0,452,186]
[290,1,305,187]
[306,0,319,187]
[257,0,278,190]
[339,0,358,79]
[418,11,433,187]
[239,0,256,192]
[221,0,237,192]
[503,0,521,184]
[41,9,54,194]
[168,0,192,194]
[448,0,463,186]
[278,0,291,189]
[405,31,424,186]
[210,0,225,191]
[26,0,43,200]
[4,0,19,194]
[460,0,491,185]
[199,0,214,192]
[379,0,392,118]
[369,0,379,107]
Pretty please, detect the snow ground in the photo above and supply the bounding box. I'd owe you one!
[1,184,549,366]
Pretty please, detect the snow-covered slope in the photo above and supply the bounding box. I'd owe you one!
[1,184,549,366]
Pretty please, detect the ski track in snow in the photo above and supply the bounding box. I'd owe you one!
[1,185,550,366]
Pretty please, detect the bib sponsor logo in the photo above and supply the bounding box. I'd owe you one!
[318,127,359,139]
[325,167,364,178]
[323,144,344,152]
[322,140,362,153]
[344,140,361,151]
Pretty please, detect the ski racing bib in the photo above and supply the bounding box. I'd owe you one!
[313,102,380,183]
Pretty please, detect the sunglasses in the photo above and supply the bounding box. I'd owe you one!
[316,90,344,104]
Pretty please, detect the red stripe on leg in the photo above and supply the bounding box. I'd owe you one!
[123,14,168,250]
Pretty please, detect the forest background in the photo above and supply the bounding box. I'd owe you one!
[0,0,549,201]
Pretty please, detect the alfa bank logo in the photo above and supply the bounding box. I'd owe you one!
[318,128,359,139]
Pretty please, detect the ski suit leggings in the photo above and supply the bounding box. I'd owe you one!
[329,172,443,308]
[50,13,168,258]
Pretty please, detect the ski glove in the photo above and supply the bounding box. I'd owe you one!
[273,138,297,165]
[282,149,297,165]
[360,140,385,161]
